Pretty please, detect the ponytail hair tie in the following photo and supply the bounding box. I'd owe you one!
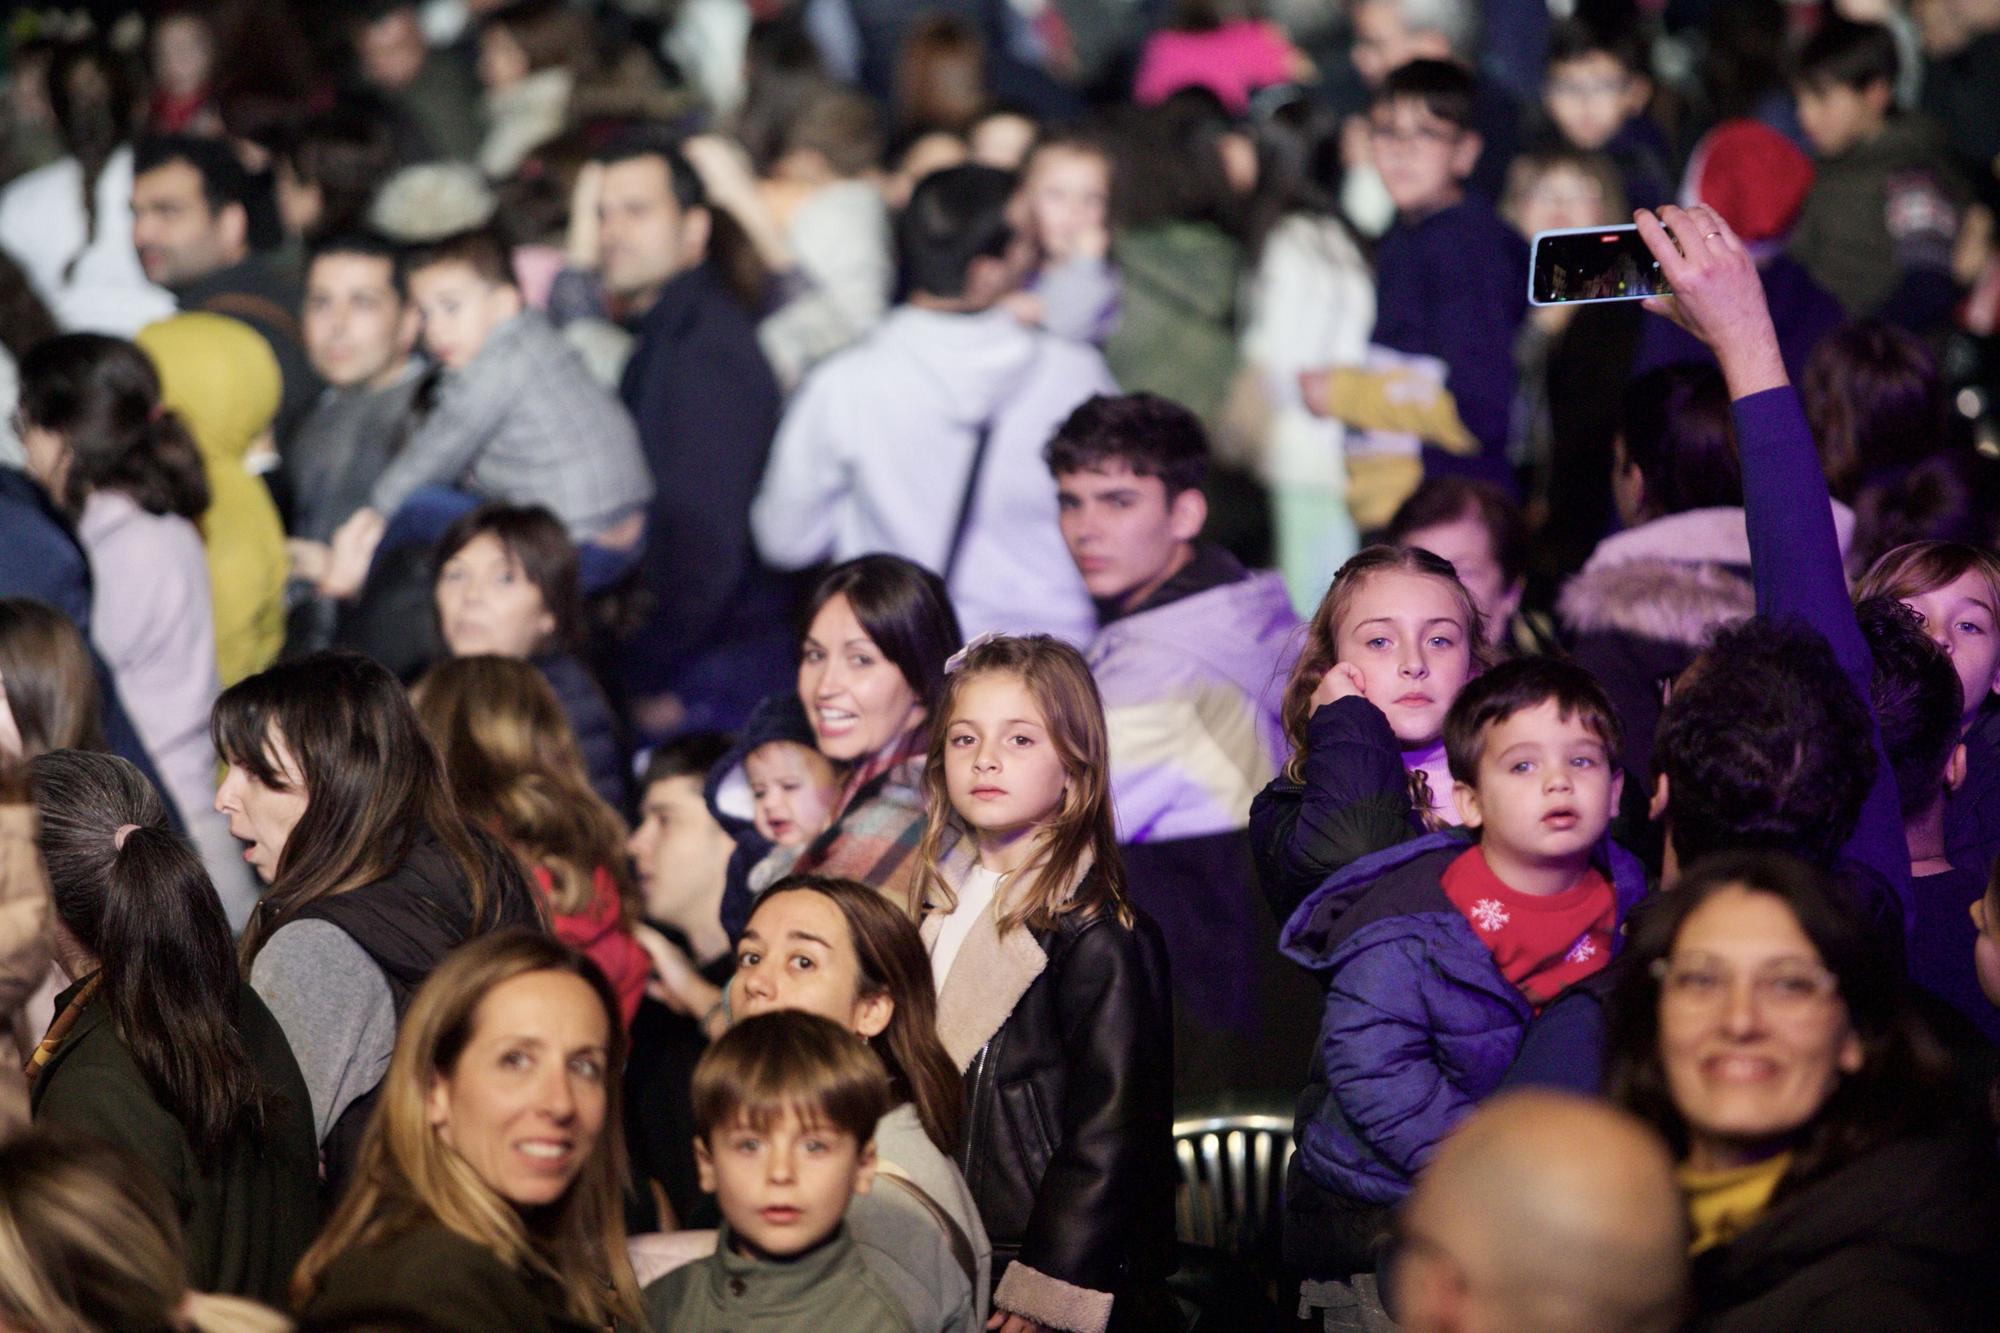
[113,823,140,850]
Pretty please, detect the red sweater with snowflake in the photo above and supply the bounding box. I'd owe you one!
[1441,846,1615,1010]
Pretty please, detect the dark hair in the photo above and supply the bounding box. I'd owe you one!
[398,225,516,292]
[1605,850,1957,1198]
[28,750,266,1160]
[307,229,405,297]
[754,874,966,1154]
[788,88,884,178]
[1857,598,1962,818]
[800,556,964,721]
[732,12,830,174]
[1794,15,1899,93]
[0,601,104,758]
[1043,392,1209,496]
[895,13,986,136]
[213,651,537,963]
[897,164,1016,299]
[1653,617,1875,866]
[276,110,397,242]
[1443,656,1622,784]
[1546,15,1649,76]
[48,40,138,285]
[1802,321,1947,499]
[0,251,58,363]
[1701,0,1788,123]
[1242,93,1349,256]
[1111,90,1243,232]
[1619,363,1742,518]
[595,128,707,212]
[18,333,209,519]
[432,503,584,654]
[481,0,594,75]
[692,1009,893,1144]
[133,133,251,215]
[1372,58,1478,132]
[642,732,734,788]
[1385,476,1529,588]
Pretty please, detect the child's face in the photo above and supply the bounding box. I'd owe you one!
[409,261,521,370]
[1056,462,1203,612]
[1898,571,2000,725]
[945,671,1071,843]
[1510,162,1613,237]
[745,743,840,848]
[1335,570,1476,747]
[1023,148,1110,259]
[1543,53,1646,152]
[1794,79,1889,158]
[1453,699,1622,872]
[1369,98,1479,214]
[435,532,556,659]
[697,1108,874,1258]
[152,15,214,98]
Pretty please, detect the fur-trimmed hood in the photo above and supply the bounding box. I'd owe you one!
[1559,503,1855,646]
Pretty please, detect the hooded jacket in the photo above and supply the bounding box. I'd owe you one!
[752,304,1114,646]
[1687,1134,1999,1331]
[1279,830,1649,1205]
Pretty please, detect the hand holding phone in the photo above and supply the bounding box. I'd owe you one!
[1528,224,1671,306]
[1632,204,1787,398]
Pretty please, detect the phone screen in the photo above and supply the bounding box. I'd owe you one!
[1530,226,1671,306]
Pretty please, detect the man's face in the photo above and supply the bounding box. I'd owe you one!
[132,159,241,287]
[304,253,416,389]
[1055,462,1204,612]
[597,157,705,303]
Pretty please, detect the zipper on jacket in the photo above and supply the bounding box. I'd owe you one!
[960,1040,993,1192]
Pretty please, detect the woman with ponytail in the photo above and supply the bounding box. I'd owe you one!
[17,331,257,928]
[24,748,319,1306]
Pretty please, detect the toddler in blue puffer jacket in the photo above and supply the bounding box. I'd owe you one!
[1277,657,1649,1279]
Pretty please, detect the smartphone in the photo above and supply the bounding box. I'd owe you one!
[1528,224,1671,307]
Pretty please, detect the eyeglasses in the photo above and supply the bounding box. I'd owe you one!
[1547,75,1629,100]
[1368,124,1459,149]
[1650,953,1840,1017]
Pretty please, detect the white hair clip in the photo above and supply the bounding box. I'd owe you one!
[944,630,1004,675]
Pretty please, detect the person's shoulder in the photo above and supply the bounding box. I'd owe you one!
[640,1251,710,1322]
[306,1221,563,1332]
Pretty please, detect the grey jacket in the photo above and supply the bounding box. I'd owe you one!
[850,1102,992,1332]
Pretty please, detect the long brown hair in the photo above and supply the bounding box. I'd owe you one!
[912,635,1130,935]
[753,874,966,1154]
[411,655,636,924]
[291,929,641,1327]
[1278,546,1489,823]
[0,600,104,758]
[213,651,536,963]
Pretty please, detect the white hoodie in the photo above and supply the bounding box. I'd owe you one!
[753,304,1114,645]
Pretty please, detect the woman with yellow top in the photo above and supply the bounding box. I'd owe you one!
[1604,850,1996,1330]
[134,312,286,686]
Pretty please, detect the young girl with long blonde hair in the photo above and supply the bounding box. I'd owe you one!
[1253,544,1491,921]
[911,634,1174,1333]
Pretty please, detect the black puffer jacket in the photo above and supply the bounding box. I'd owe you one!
[933,859,1177,1332]
[1689,1134,2000,1331]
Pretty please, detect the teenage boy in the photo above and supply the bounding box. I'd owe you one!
[1539,17,1670,211]
[643,1011,914,1332]
[319,226,653,598]
[1858,599,2000,1045]
[1045,392,1307,1099]
[752,164,1113,645]
[1307,59,1528,525]
[1278,658,1645,1289]
[1788,16,1963,329]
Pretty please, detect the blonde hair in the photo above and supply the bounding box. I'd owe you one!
[290,929,641,1328]
[1280,546,1489,822]
[0,1127,291,1333]
[911,635,1130,934]
[412,655,636,923]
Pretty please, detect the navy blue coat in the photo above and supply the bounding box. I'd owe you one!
[1279,830,1649,1204]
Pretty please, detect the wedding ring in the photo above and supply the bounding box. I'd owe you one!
[1703,231,1722,239]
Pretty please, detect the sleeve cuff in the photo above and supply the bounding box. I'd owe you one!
[993,1260,1115,1333]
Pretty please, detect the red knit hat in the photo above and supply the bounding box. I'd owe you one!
[1683,119,1816,243]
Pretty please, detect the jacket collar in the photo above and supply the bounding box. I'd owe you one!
[1096,541,1247,624]
[919,839,1094,1070]
[706,1223,861,1310]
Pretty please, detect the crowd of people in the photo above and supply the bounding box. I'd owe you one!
[0,0,1998,1328]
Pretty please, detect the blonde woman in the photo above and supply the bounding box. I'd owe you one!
[0,1126,290,1332]
[290,928,641,1333]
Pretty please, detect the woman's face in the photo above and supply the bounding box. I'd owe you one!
[797,594,926,763]
[428,969,611,1208]
[1334,570,1475,747]
[436,533,557,660]
[1898,570,2000,726]
[730,890,891,1038]
[214,724,311,884]
[1657,887,1862,1171]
